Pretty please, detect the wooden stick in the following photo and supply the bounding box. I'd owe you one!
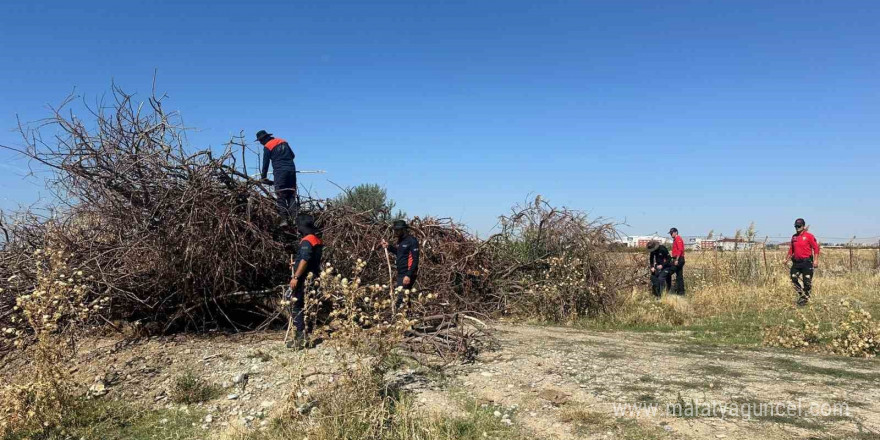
[383,246,395,311]
[283,254,294,344]
[283,309,293,344]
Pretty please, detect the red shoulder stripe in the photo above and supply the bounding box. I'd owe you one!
[265,138,286,151]
[302,234,322,246]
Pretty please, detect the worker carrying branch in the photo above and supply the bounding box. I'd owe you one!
[257,129,298,226]
[787,218,820,306]
[380,220,420,307]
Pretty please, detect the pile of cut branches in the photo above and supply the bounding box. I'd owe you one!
[0,88,289,335]
[485,196,642,320]
[0,86,640,360]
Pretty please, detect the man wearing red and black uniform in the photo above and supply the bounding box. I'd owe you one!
[669,228,686,295]
[257,130,297,226]
[381,220,420,307]
[787,218,820,306]
[287,214,323,348]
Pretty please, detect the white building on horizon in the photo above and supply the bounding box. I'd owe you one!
[618,235,671,248]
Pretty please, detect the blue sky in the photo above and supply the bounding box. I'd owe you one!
[1,0,878,241]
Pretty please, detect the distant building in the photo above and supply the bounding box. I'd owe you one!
[698,239,717,250]
[617,235,670,248]
[717,238,753,251]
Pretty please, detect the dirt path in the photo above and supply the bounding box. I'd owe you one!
[417,323,880,440]
[4,324,878,439]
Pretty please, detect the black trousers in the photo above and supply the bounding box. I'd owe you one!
[790,259,814,299]
[670,257,685,295]
[274,171,298,219]
[395,273,417,306]
[651,268,671,297]
[288,283,305,333]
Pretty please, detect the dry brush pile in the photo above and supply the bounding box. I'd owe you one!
[0,87,640,357]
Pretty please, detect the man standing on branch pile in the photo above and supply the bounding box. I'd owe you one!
[257,130,297,227]
[787,218,820,306]
[669,228,686,295]
[646,240,672,298]
[287,214,323,348]
[380,220,420,307]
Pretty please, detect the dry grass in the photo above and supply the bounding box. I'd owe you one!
[169,370,221,404]
[586,248,880,354]
[222,355,522,440]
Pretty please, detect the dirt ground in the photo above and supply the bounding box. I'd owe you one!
[426,323,880,440]
[3,323,878,439]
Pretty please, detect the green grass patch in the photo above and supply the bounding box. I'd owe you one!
[3,399,205,440]
[579,306,795,348]
[636,394,658,403]
[596,351,626,360]
[697,364,745,378]
[562,408,670,439]
[170,370,222,404]
[657,378,714,391]
[752,413,825,431]
[767,357,880,382]
[240,395,525,440]
[620,384,657,394]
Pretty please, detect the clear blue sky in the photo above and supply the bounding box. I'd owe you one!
[1,0,878,241]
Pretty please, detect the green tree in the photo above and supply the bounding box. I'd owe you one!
[332,184,405,222]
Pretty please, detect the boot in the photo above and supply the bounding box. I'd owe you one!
[796,295,810,307]
[286,331,306,349]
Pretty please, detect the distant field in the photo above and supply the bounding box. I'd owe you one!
[585,248,880,350]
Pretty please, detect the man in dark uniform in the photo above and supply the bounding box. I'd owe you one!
[646,240,672,298]
[257,130,297,226]
[787,218,820,306]
[669,228,686,295]
[287,214,323,348]
[380,220,420,307]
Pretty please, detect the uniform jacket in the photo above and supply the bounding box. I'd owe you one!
[294,234,323,280]
[649,245,672,269]
[788,231,820,261]
[387,235,420,277]
[261,137,296,180]
[671,236,685,258]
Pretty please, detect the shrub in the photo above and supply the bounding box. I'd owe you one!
[3,244,104,347]
[763,313,822,350]
[489,197,640,320]
[0,336,76,435]
[763,301,880,357]
[515,256,619,322]
[830,307,880,357]
[331,183,405,222]
[170,370,220,404]
[228,358,521,440]
[1,246,104,436]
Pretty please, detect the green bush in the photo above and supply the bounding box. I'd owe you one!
[170,371,220,404]
[332,184,405,223]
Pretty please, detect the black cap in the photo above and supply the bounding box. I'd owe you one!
[392,220,408,231]
[646,240,660,251]
[669,227,678,234]
[255,130,273,142]
[794,218,806,227]
[297,214,318,235]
